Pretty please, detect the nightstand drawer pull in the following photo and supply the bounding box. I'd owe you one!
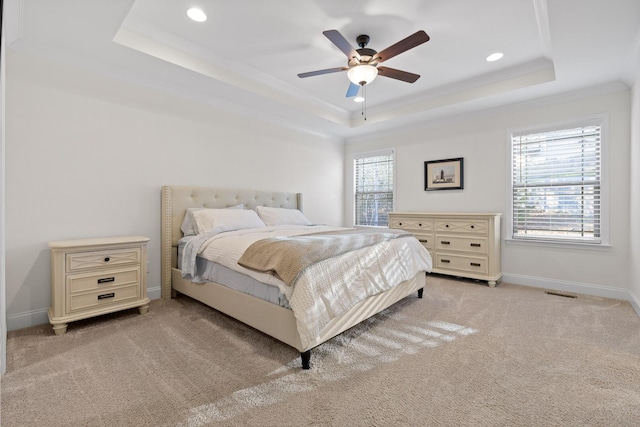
[97,293,115,300]
[441,241,450,245]
[470,243,482,247]
[104,257,110,262]
[470,262,481,267]
[97,277,115,284]
[441,259,451,263]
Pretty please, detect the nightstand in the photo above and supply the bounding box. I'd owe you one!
[48,235,150,335]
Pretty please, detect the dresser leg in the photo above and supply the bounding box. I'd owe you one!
[138,304,150,315]
[52,323,68,335]
[488,281,496,288]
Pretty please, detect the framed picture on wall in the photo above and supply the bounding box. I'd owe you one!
[424,157,464,191]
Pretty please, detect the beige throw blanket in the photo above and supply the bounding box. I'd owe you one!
[237,227,411,286]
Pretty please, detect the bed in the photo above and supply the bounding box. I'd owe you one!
[161,185,432,369]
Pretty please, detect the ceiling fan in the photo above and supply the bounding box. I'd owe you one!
[298,29,430,97]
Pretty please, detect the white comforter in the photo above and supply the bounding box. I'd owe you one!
[182,225,432,349]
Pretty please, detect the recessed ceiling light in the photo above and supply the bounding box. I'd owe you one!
[187,8,207,22]
[354,96,365,103]
[486,52,504,62]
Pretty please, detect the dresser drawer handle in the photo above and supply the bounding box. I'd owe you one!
[398,222,403,226]
[98,292,115,300]
[418,223,422,226]
[104,257,110,262]
[441,241,450,245]
[470,243,481,247]
[441,259,451,263]
[97,277,115,284]
[419,239,428,243]
[471,225,475,229]
[445,224,449,228]
[470,262,481,267]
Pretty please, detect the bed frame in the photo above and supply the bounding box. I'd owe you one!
[161,185,425,369]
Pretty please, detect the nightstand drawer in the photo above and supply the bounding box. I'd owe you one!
[68,284,140,313]
[66,248,141,272]
[435,219,488,234]
[67,268,140,293]
[435,235,488,254]
[435,253,488,274]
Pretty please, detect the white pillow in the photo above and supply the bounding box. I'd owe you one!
[192,208,265,234]
[256,206,312,226]
[180,205,243,236]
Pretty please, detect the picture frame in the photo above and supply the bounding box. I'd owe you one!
[424,157,464,191]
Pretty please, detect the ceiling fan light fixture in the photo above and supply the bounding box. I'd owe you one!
[347,64,378,86]
[486,52,504,62]
[354,96,365,103]
[187,8,207,22]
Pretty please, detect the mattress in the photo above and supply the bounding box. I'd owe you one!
[178,236,290,307]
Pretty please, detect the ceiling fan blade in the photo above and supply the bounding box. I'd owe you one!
[346,82,360,97]
[297,67,348,78]
[377,66,421,83]
[323,30,361,61]
[372,30,430,63]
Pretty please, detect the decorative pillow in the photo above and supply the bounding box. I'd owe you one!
[192,208,265,234]
[255,206,312,226]
[180,205,243,236]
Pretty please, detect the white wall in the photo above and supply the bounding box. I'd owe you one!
[1,14,7,375]
[630,75,640,315]
[5,51,344,330]
[345,88,632,299]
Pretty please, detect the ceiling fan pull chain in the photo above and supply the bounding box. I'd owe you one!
[364,84,367,121]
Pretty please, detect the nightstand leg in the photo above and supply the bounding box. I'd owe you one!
[138,304,150,315]
[52,323,68,335]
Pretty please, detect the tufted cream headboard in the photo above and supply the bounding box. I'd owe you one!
[160,185,302,299]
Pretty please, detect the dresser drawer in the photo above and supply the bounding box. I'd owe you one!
[413,233,433,250]
[68,284,140,313]
[435,219,488,234]
[66,248,141,272]
[389,217,434,232]
[67,267,140,293]
[435,235,488,254]
[435,253,489,275]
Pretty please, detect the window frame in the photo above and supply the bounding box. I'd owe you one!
[506,116,610,249]
[352,148,396,228]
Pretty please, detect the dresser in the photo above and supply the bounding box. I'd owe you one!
[389,212,502,286]
[48,235,150,335]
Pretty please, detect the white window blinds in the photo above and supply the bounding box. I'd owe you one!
[354,150,394,227]
[511,124,601,243]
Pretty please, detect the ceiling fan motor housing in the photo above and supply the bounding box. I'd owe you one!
[350,48,377,66]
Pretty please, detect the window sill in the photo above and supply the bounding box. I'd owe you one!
[504,237,611,251]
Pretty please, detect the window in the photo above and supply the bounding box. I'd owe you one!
[354,150,394,227]
[511,122,602,244]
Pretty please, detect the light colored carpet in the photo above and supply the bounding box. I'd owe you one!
[2,275,640,426]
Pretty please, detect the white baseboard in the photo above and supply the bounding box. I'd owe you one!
[147,286,161,300]
[502,273,632,302]
[7,308,49,331]
[7,286,164,332]
[629,290,640,317]
[7,280,637,331]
